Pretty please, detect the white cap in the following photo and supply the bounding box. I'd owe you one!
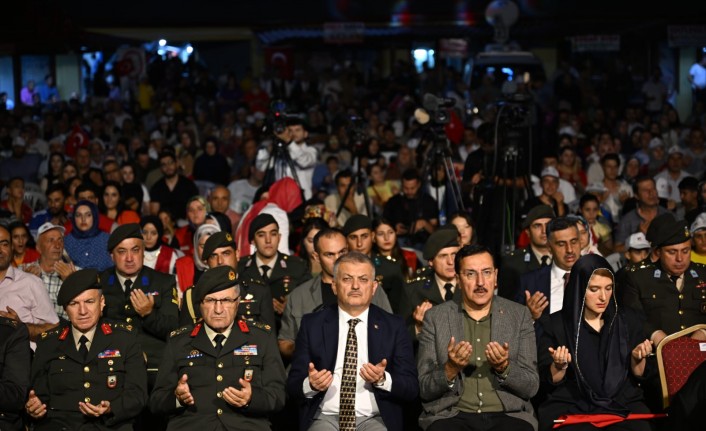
[586,182,607,193]
[150,130,164,141]
[648,138,664,150]
[540,166,560,179]
[626,232,650,250]
[37,222,65,239]
[668,146,684,156]
[691,213,706,234]
[558,125,576,137]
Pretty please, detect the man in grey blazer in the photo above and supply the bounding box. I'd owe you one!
[278,227,392,360]
[417,244,539,431]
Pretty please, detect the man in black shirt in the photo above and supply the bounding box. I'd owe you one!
[149,150,199,222]
[383,168,438,250]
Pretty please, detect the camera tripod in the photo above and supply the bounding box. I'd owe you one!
[419,130,466,225]
[261,137,302,192]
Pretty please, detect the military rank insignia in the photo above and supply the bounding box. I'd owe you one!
[243,369,254,382]
[186,349,203,359]
[229,270,236,281]
[107,375,117,389]
[238,320,250,333]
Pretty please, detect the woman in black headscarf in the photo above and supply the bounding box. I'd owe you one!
[537,254,654,431]
[140,215,182,275]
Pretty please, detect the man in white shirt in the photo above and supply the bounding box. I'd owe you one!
[286,252,418,431]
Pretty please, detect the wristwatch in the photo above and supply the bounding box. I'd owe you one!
[373,375,386,387]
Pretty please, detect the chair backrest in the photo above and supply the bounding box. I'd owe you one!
[656,324,706,409]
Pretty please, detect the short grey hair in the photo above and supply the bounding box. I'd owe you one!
[333,251,376,280]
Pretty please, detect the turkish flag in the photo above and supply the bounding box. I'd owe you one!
[65,123,90,158]
[444,110,464,145]
[553,413,667,428]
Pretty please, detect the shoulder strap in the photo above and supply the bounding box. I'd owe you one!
[186,288,196,323]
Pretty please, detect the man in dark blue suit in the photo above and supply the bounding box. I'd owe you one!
[287,252,418,431]
[516,217,579,320]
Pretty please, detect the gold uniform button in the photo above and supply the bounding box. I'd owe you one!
[84,382,90,388]
[108,360,114,366]
[124,304,130,310]
[189,362,194,366]
[679,294,684,300]
[679,310,684,315]
[652,294,656,299]
[245,360,250,365]
[681,325,686,329]
[217,409,223,415]
[83,366,90,373]
[217,375,223,382]
[84,397,91,403]
[126,318,133,323]
[217,362,224,368]
[217,392,222,398]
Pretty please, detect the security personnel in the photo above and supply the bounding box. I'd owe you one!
[99,223,178,378]
[405,227,462,335]
[342,214,407,315]
[0,316,30,431]
[623,216,706,346]
[150,265,286,431]
[26,269,147,431]
[497,204,555,299]
[180,231,276,329]
[237,214,310,329]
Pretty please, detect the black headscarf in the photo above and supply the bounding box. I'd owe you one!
[140,215,164,252]
[561,254,630,415]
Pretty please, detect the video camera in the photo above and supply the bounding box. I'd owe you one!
[421,93,456,125]
[264,99,289,138]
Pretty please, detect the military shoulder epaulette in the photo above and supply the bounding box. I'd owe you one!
[0,316,18,328]
[407,274,429,284]
[109,322,134,332]
[250,321,272,333]
[629,261,655,272]
[169,326,190,338]
[282,254,289,260]
[39,326,64,340]
[244,277,264,286]
[693,262,706,269]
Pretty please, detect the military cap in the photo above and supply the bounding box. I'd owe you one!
[522,205,556,229]
[423,227,460,260]
[193,265,239,305]
[248,213,278,241]
[202,231,236,261]
[107,223,143,252]
[57,269,101,307]
[652,218,691,248]
[342,214,372,236]
[645,212,675,244]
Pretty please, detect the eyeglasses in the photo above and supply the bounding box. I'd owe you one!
[202,297,240,306]
[460,269,494,281]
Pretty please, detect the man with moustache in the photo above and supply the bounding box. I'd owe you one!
[417,244,538,431]
[278,227,392,360]
[517,217,580,320]
[498,205,555,300]
[29,183,71,238]
[179,231,275,329]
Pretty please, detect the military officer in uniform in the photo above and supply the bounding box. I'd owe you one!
[497,205,555,299]
[25,269,147,431]
[623,217,706,346]
[237,213,310,330]
[405,227,462,336]
[99,224,179,379]
[0,316,30,431]
[180,231,275,329]
[342,214,407,315]
[150,265,286,431]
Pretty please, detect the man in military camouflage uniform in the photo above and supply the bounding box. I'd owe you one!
[0,316,30,431]
[342,214,406,315]
[623,217,706,346]
[405,227,462,336]
[237,213,310,330]
[150,265,286,431]
[26,269,148,431]
[180,231,275,329]
[99,224,179,379]
[497,205,555,299]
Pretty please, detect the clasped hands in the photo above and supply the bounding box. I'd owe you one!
[308,359,388,392]
[445,336,509,380]
[26,389,111,419]
[176,374,252,408]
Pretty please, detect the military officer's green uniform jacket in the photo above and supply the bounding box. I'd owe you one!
[179,277,276,329]
[372,252,406,315]
[99,266,178,371]
[149,320,286,431]
[497,247,543,300]
[30,320,147,431]
[622,260,706,335]
[0,317,30,431]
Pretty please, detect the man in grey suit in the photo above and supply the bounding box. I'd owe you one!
[417,244,538,431]
[278,227,392,360]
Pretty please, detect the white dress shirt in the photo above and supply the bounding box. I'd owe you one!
[303,307,392,417]
[550,264,569,314]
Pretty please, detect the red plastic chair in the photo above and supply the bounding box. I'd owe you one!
[656,324,706,408]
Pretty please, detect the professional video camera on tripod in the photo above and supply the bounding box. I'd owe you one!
[332,116,372,223]
[414,93,466,226]
[257,100,302,190]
